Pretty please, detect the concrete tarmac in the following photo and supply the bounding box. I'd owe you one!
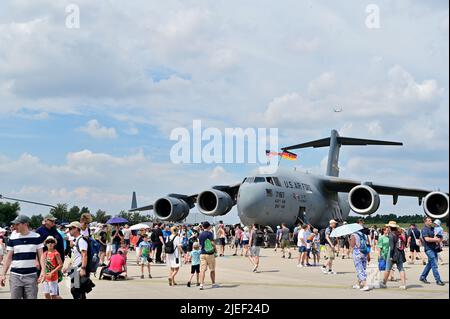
[1,247,448,299]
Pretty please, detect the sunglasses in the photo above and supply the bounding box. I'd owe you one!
[46,241,56,244]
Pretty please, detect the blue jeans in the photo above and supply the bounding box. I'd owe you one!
[420,250,441,283]
[112,243,120,255]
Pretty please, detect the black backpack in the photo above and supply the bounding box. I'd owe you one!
[150,231,157,243]
[255,230,265,247]
[164,235,178,254]
[319,228,328,245]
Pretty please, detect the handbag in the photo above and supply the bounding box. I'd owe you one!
[378,258,386,271]
[411,229,421,247]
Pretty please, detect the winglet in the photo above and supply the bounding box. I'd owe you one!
[131,191,137,210]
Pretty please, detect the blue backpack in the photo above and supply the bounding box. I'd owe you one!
[357,232,370,255]
[76,236,101,273]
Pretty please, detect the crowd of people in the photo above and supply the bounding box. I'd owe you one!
[0,213,447,299]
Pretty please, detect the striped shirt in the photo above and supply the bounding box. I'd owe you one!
[7,231,44,275]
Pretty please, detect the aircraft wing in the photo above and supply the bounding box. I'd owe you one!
[321,176,442,203]
[128,183,241,213]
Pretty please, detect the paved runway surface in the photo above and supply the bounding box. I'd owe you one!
[1,247,448,299]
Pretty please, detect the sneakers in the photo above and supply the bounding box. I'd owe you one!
[196,282,200,286]
[140,275,144,279]
[187,282,191,287]
[297,264,304,268]
[419,278,430,284]
[288,252,292,259]
[212,283,219,288]
[321,267,328,274]
[379,282,387,288]
[436,281,445,286]
[252,265,258,272]
[360,286,370,291]
[306,263,312,267]
[199,285,204,290]
[352,284,361,289]
[148,274,152,279]
[327,270,337,275]
[399,285,407,290]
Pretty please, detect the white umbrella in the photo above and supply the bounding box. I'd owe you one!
[0,227,6,233]
[330,223,363,238]
[130,223,151,231]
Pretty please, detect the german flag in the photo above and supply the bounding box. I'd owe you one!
[266,150,298,160]
[280,150,297,161]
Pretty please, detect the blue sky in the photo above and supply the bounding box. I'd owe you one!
[0,0,448,224]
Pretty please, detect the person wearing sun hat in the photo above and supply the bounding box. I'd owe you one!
[380,221,407,289]
[41,236,63,299]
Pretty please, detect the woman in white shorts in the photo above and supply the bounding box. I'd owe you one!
[166,226,182,286]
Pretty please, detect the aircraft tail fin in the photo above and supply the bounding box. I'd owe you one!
[131,191,137,210]
[282,130,402,177]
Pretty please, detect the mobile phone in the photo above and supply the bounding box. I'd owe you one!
[176,258,179,264]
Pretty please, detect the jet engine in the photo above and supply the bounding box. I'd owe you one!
[348,185,380,215]
[423,192,449,219]
[197,189,234,216]
[153,197,190,222]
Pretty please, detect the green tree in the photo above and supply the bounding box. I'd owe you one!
[50,203,69,222]
[0,201,20,226]
[29,214,44,229]
[67,205,81,222]
[94,209,111,223]
[80,207,90,215]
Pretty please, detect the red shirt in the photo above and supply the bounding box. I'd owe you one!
[44,250,60,282]
[108,254,126,273]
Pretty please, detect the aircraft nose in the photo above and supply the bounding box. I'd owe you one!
[237,184,267,219]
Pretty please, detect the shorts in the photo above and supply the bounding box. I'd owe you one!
[410,244,420,253]
[0,245,4,256]
[250,246,260,257]
[43,280,59,296]
[191,264,200,274]
[219,238,226,246]
[124,239,130,246]
[140,257,150,265]
[338,239,345,248]
[99,244,107,253]
[325,245,335,260]
[242,240,249,246]
[281,239,290,249]
[200,254,216,272]
[298,246,307,253]
[106,244,112,253]
[386,256,405,272]
[234,240,242,248]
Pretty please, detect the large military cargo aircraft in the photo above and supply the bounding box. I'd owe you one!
[130,130,449,229]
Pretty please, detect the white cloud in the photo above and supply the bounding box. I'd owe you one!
[78,120,117,139]
[307,72,336,97]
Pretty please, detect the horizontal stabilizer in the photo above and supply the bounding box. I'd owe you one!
[282,136,402,151]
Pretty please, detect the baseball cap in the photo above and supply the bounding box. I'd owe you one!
[44,214,57,221]
[67,221,81,229]
[11,215,30,224]
[202,221,211,228]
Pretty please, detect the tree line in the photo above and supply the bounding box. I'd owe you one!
[0,201,154,229]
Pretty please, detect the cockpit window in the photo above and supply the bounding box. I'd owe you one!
[266,177,274,185]
[254,177,265,183]
[272,177,282,187]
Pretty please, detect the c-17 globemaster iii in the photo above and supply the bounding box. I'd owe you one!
[130,129,448,229]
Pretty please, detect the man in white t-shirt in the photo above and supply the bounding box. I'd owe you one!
[123,225,131,248]
[297,224,309,268]
[63,221,92,299]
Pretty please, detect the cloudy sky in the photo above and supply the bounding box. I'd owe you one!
[0,0,448,223]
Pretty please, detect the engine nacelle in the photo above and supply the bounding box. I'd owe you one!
[153,197,190,222]
[197,189,233,216]
[423,192,449,219]
[348,185,380,215]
